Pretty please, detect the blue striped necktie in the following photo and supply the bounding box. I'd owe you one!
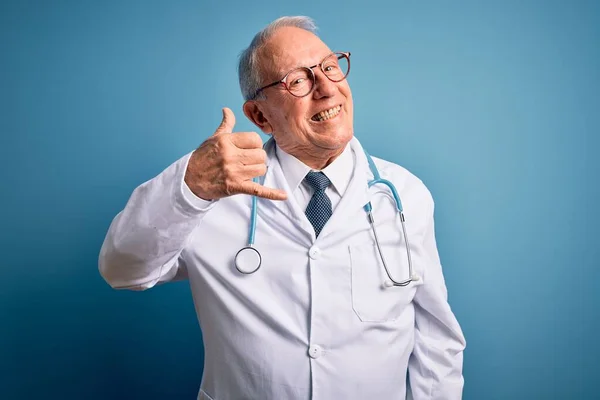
[304,171,332,237]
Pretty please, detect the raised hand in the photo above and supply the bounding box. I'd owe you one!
[184,108,287,201]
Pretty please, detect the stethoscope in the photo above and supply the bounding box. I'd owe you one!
[234,148,421,288]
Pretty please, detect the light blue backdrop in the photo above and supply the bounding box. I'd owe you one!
[1,0,598,399]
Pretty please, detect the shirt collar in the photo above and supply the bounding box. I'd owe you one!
[275,142,354,196]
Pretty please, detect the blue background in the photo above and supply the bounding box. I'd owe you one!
[1,0,598,399]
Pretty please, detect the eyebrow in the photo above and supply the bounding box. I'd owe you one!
[277,52,332,78]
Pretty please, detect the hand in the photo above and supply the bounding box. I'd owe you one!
[184,108,288,201]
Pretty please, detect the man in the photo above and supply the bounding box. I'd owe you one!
[99,16,466,400]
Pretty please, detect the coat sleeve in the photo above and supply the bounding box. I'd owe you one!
[98,152,217,290]
[408,189,466,399]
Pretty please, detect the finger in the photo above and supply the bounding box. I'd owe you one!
[241,163,268,178]
[236,181,288,201]
[238,148,267,165]
[214,107,236,135]
[230,132,263,149]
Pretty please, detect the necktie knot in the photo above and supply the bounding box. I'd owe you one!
[304,171,331,192]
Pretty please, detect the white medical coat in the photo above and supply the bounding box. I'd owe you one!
[99,136,466,400]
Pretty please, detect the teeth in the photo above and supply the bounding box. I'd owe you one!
[313,105,342,121]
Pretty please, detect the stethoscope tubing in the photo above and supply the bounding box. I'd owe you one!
[235,147,419,286]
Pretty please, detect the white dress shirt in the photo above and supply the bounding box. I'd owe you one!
[275,143,354,213]
[99,136,466,400]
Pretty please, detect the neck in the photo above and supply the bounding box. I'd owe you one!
[290,146,345,170]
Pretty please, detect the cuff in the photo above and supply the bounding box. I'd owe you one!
[172,152,218,216]
[181,179,215,210]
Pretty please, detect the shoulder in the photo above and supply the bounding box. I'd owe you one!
[368,154,436,219]
[350,136,437,216]
[371,155,433,198]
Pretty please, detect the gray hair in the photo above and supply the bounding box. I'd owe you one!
[238,16,317,101]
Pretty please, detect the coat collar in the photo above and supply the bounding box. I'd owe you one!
[261,136,374,243]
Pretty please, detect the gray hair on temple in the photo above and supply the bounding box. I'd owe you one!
[238,16,317,101]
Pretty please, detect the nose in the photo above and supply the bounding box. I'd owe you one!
[311,68,337,99]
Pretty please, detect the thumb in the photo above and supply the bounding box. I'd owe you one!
[214,107,236,135]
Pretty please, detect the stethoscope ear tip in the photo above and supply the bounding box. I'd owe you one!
[383,280,394,288]
[411,275,420,282]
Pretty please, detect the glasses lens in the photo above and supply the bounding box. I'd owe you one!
[285,68,314,97]
[322,53,349,82]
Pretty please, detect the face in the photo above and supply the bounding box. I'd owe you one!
[243,26,354,167]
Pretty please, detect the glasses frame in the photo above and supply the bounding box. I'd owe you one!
[252,51,351,99]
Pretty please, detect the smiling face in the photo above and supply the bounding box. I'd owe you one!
[243,26,354,169]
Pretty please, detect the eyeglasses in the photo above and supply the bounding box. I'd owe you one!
[252,52,351,99]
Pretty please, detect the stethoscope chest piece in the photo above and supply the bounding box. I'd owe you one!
[235,246,262,274]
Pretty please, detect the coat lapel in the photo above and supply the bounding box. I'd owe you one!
[258,138,315,244]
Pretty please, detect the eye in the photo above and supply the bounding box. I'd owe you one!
[290,77,305,87]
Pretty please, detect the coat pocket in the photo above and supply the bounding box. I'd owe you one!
[349,243,421,322]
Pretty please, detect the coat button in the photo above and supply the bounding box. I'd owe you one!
[308,344,323,359]
[308,246,321,260]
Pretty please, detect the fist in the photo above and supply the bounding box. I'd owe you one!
[184,108,287,201]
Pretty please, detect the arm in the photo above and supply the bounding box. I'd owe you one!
[98,108,286,291]
[408,191,466,399]
[98,153,216,290]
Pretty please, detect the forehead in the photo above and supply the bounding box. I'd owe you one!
[258,26,332,81]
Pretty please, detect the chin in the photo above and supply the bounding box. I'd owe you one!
[315,128,353,149]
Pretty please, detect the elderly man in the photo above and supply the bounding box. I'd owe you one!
[99,16,466,400]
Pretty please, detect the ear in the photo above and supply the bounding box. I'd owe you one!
[243,101,273,135]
